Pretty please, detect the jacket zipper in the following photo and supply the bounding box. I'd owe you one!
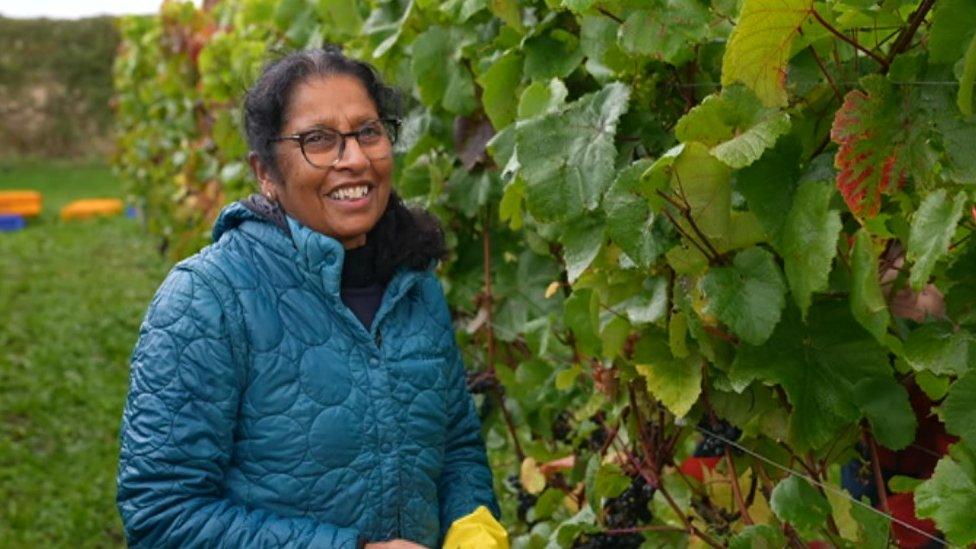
[373,327,400,538]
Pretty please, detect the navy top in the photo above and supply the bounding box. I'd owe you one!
[340,239,386,330]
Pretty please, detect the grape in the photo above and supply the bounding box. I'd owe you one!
[552,411,573,442]
[695,417,741,458]
[572,532,644,548]
[467,371,499,394]
[505,474,538,523]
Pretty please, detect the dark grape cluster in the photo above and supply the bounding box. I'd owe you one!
[506,474,537,522]
[604,475,654,529]
[570,475,653,548]
[466,371,500,394]
[695,417,742,458]
[552,411,573,442]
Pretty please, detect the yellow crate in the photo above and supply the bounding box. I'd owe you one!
[60,198,124,221]
[0,190,43,217]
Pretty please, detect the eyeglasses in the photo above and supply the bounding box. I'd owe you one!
[268,118,399,168]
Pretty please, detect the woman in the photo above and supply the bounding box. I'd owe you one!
[116,48,506,549]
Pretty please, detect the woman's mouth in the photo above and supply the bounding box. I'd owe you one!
[327,184,372,201]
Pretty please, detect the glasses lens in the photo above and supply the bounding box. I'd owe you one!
[302,130,340,166]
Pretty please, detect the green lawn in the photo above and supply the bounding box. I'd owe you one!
[0,160,170,547]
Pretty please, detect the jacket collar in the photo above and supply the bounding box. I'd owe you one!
[213,201,429,306]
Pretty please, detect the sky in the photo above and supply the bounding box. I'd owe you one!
[0,0,199,19]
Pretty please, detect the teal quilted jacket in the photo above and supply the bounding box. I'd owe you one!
[116,203,499,548]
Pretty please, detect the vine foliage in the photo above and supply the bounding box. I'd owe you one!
[114,0,976,545]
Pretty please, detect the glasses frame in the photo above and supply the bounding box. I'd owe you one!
[268,117,400,168]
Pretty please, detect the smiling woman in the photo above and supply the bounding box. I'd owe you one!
[115,48,508,549]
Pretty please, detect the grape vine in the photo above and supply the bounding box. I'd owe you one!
[114,0,976,545]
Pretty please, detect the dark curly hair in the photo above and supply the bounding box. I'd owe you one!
[242,46,445,273]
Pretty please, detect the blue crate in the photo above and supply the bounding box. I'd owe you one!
[0,214,26,232]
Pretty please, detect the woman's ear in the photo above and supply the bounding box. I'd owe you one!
[249,151,280,201]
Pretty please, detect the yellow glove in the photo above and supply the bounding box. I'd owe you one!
[442,506,509,549]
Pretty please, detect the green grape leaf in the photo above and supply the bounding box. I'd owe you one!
[732,302,914,450]
[594,462,631,501]
[620,277,668,325]
[729,525,784,549]
[636,352,702,419]
[668,142,733,247]
[523,29,584,80]
[941,372,976,446]
[721,0,813,107]
[489,0,523,32]
[850,495,891,548]
[562,215,606,283]
[477,51,522,129]
[855,376,917,451]
[830,76,909,218]
[498,177,525,230]
[736,136,802,247]
[903,323,971,376]
[315,0,363,38]
[959,33,976,116]
[410,26,476,115]
[929,0,976,64]
[780,181,841,318]
[516,82,630,221]
[562,0,597,12]
[907,189,967,290]
[770,476,831,533]
[603,159,672,267]
[617,0,711,66]
[915,454,976,546]
[675,85,791,169]
[565,289,600,356]
[517,78,567,120]
[850,229,890,343]
[701,246,786,346]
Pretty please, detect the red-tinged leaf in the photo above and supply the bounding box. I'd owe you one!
[830,78,910,218]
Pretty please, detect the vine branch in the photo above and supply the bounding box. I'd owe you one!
[809,8,890,69]
[885,0,937,69]
[481,206,524,463]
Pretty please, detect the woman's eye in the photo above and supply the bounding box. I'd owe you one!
[358,124,382,140]
[304,131,337,148]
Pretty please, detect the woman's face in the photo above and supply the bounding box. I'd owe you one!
[259,74,393,249]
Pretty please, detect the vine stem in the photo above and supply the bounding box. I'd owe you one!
[865,427,892,517]
[481,206,524,463]
[671,173,726,264]
[604,524,685,535]
[724,446,754,525]
[809,8,890,69]
[884,0,937,69]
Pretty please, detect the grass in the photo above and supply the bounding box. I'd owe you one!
[0,160,170,547]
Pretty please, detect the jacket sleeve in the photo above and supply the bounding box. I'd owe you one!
[116,267,362,549]
[433,283,501,540]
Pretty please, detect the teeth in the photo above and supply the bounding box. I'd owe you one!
[329,185,370,201]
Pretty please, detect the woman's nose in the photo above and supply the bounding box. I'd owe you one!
[332,135,370,170]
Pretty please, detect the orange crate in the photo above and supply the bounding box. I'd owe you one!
[60,198,124,221]
[0,190,43,217]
